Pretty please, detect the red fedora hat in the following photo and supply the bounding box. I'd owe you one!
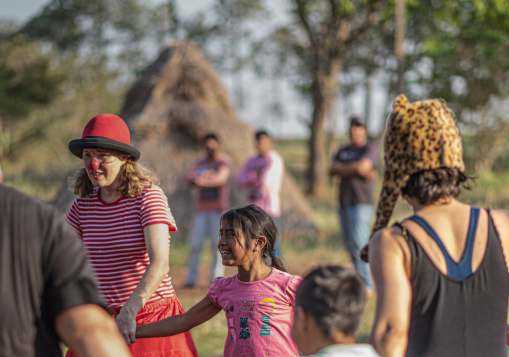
[69,114,141,160]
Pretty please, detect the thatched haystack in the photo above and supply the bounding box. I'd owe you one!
[54,41,317,238]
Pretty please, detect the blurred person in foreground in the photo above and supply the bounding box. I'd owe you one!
[236,130,285,258]
[330,116,379,294]
[184,133,231,287]
[368,95,509,356]
[292,266,380,357]
[0,184,130,357]
[65,114,197,357]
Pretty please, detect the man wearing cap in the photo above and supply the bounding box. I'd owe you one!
[65,114,197,357]
[330,116,379,294]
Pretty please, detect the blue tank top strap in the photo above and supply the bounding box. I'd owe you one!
[407,207,480,281]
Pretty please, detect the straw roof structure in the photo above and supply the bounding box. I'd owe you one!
[54,41,317,238]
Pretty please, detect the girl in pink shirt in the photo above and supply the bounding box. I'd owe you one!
[136,205,302,357]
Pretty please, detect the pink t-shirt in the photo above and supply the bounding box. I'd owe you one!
[236,150,284,217]
[208,269,302,357]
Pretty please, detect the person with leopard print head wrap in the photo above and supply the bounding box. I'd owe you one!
[368,94,509,357]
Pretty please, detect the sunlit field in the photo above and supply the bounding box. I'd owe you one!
[56,138,509,356]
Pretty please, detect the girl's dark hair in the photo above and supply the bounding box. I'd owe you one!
[220,205,286,272]
[401,167,474,205]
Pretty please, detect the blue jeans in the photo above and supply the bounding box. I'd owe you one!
[339,204,374,288]
[186,211,224,285]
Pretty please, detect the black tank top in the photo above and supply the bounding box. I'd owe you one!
[400,208,509,357]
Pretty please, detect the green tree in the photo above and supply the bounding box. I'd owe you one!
[182,0,266,109]
[272,0,387,197]
[0,33,63,159]
[418,0,509,172]
[19,0,168,75]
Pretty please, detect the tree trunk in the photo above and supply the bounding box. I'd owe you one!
[395,0,406,94]
[307,82,328,197]
[307,59,341,197]
[364,69,372,128]
[168,0,179,38]
[0,115,3,160]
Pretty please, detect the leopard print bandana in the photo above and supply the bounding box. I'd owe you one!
[361,94,464,262]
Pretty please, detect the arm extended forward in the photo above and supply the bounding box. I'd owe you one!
[136,295,221,338]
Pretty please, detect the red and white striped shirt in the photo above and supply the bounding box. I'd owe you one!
[65,185,177,309]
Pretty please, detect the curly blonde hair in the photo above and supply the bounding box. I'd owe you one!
[68,160,159,198]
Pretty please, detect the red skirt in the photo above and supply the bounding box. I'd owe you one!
[66,296,198,357]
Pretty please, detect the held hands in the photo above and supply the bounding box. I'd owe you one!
[115,308,137,346]
[365,170,378,182]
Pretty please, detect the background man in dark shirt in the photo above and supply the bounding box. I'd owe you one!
[0,184,130,357]
[330,117,379,294]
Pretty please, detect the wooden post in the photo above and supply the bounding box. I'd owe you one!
[168,0,179,39]
[395,0,406,94]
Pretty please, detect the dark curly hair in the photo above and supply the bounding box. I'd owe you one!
[401,167,474,205]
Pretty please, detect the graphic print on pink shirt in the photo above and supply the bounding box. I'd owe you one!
[208,269,302,357]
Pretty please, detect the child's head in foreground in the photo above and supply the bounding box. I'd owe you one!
[292,265,366,355]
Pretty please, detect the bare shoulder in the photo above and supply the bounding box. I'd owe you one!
[370,226,408,256]
[489,209,509,222]
[489,209,509,240]
[489,209,509,274]
[370,225,411,275]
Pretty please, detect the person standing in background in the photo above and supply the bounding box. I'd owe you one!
[185,133,231,288]
[330,117,379,295]
[236,130,285,258]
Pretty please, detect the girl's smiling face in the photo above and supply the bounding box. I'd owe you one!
[218,221,251,266]
[82,148,126,188]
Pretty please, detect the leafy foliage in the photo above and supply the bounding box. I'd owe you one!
[0,31,64,158]
[0,35,62,120]
[19,0,169,73]
[421,0,509,110]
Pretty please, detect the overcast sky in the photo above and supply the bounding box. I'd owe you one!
[0,0,388,138]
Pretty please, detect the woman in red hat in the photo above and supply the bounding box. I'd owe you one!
[64,113,198,357]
